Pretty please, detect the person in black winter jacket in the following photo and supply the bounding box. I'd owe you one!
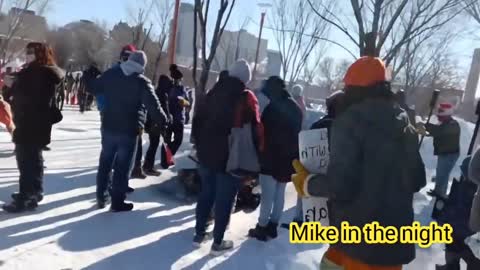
[85,51,167,211]
[248,76,303,241]
[418,102,460,198]
[142,75,172,175]
[164,64,189,157]
[3,42,64,213]
[192,59,264,255]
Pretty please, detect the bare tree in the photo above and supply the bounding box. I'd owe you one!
[317,57,351,94]
[271,0,331,86]
[465,0,480,24]
[127,0,154,48]
[307,0,464,65]
[0,0,52,65]
[302,45,325,85]
[192,0,236,111]
[151,0,173,83]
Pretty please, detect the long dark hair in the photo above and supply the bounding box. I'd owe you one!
[26,42,56,66]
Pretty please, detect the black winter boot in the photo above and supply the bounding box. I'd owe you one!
[266,222,278,239]
[12,192,43,203]
[459,246,480,270]
[2,195,38,213]
[248,224,269,242]
[110,201,134,212]
[436,251,461,270]
[131,167,147,179]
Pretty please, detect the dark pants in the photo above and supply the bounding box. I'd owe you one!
[195,167,241,244]
[16,144,44,196]
[96,130,137,204]
[143,132,161,170]
[165,122,184,155]
[133,136,143,169]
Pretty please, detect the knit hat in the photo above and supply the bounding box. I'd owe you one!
[229,59,251,84]
[437,102,454,116]
[344,57,387,87]
[120,44,136,60]
[291,84,304,97]
[169,64,183,80]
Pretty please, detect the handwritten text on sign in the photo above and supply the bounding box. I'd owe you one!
[298,128,330,226]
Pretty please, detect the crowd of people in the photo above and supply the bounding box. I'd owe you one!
[1,40,480,269]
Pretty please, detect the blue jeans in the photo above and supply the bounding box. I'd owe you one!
[294,196,303,222]
[258,174,287,227]
[195,167,241,244]
[96,130,138,204]
[435,153,460,197]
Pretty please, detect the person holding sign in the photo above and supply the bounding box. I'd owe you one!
[292,56,426,270]
[247,76,303,242]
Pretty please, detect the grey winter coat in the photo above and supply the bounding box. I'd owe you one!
[305,97,426,266]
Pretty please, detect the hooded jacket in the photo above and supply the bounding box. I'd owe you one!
[192,76,264,172]
[85,64,166,137]
[260,84,302,181]
[11,63,64,146]
[304,86,426,266]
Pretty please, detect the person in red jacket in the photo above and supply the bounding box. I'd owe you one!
[0,95,14,134]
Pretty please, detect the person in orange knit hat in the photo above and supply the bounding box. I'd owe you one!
[0,95,14,134]
[292,56,426,270]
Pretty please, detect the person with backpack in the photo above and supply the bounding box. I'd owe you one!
[84,51,167,211]
[192,59,264,255]
[247,76,302,241]
[292,56,426,270]
[417,102,460,198]
[2,42,64,213]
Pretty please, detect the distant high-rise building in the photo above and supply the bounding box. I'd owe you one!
[171,3,200,67]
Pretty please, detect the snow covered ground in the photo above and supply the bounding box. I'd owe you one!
[0,106,479,270]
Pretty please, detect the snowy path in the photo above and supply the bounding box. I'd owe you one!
[0,106,479,270]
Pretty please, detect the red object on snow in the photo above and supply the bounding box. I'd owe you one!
[70,95,77,105]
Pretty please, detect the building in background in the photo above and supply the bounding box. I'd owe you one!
[173,3,200,67]
[212,29,268,72]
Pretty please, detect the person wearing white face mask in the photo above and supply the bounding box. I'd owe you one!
[2,42,64,213]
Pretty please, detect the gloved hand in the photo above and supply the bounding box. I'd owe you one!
[416,123,427,136]
[178,97,190,107]
[292,159,310,197]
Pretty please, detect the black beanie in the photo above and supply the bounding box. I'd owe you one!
[169,64,183,80]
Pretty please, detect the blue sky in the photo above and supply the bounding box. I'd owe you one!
[46,0,480,77]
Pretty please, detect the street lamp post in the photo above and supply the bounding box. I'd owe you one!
[169,0,181,65]
[252,2,271,85]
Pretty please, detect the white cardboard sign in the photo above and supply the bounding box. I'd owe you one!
[298,128,330,226]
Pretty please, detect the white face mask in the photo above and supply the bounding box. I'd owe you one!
[26,54,35,63]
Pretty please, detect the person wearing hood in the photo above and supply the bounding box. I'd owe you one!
[291,56,426,270]
[84,51,167,212]
[247,76,303,241]
[163,64,189,158]
[417,102,460,199]
[2,42,64,213]
[192,59,264,255]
